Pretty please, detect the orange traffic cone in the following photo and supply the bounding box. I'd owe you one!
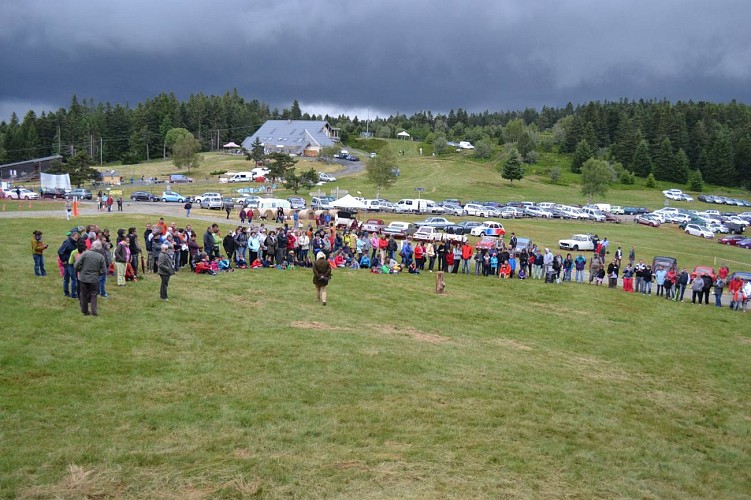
[72,200,79,217]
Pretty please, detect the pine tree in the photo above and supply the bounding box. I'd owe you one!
[501,147,525,183]
[571,139,594,173]
[651,137,674,181]
[673,148,689,184]
[701,133,736,185]
[631,139,652,177]
[687,170,704,191]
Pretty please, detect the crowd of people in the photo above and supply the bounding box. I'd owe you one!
[31,215,751,315]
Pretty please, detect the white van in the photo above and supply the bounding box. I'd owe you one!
[256,198,291,211]
[537,202,556,210]
[251,167,269,179]
[396,198,429,214]
[228,172,254,182]
[581,207,606,221]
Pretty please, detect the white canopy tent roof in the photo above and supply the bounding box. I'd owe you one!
[330,194,367,210]
[397,131,411,139]
[223,141,241,148]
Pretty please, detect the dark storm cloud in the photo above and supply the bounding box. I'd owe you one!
[1,0,750,121]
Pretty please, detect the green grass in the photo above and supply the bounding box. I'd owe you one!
[1,213,750,498]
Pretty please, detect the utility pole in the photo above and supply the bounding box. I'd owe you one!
[100,137,103,165]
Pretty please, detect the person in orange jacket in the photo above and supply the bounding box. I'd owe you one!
[461,241,474,274]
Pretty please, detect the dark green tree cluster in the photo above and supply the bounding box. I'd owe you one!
[3,95,751,188]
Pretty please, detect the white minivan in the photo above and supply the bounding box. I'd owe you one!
[396,199,429,214]
[228,172,254,182]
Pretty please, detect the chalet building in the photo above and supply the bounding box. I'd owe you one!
[242,120,340,157]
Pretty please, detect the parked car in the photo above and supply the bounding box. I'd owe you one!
[463,203,497,218]
[441,203,464,216]
[652,256,678,272]
[68,188,93,200]
[194,192,222,204]
[130,191,157,202]
[499,206,524,219]
[635,214,661,227]
[381,221,416,239]
[558,234,597,251]
[361,219,386,233]
[311,196,335,210]
[524,206,553,218]
[287,197,306,209]
[610,206,624,215]
[40,187,67,199]
[161,191,186,203]
[470,221,506,237]
[603,212,621,223]
[718,235,746,245]
[414,217,453,230]
[318,172,336,182]
[738,239,751,249]
[690,266,716,281]
[684,224,714,238]
[200,196,223,210]
[445,221,482,235]
[236,195,262,208]
[6,188,39,200]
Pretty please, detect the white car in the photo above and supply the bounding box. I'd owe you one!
[194,192,222,204]
[318,172,336,182]
[463,203,495,218]
[6,188,39,200]
[525,206,553,218]
[663,188,683,198]
[684,224,714,238]
[499,206,524,219]
[441,203,464,216]
[558,234,597,251]
[470,221,506,237]
[236,195,261,208]
[610,206,624,215]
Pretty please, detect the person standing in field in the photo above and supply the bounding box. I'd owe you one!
[313,251,332,306]
[74,240,106,316]
[31,230,48,276]
[157,243,176,301]
[65,198,72,220]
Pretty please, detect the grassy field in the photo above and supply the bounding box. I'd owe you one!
[1,208,750,497]
[2,144,751,497]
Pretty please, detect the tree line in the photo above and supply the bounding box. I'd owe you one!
[1,92,749,189]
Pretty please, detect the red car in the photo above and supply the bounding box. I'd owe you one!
[718,235,746,245]
[690,265,716,281]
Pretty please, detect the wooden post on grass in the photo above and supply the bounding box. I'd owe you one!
[435,271,446,294]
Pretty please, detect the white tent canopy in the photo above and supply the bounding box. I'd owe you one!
[397,131,411,140]
[330,194,367,210]
[223,141,241,148]
[40,173,71,190]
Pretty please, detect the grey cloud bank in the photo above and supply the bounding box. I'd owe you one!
[1,0,750,122]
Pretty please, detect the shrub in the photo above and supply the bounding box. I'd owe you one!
[209,170,227,176]
[645,173,656,188]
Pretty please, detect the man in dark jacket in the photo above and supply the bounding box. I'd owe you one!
[675,268,689,302]
[276,229,288,265]
[74,240,106,315]
[58,230,80,298]
[701,273,714,305]
[204,225,218,260]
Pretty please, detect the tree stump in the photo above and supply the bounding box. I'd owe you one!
[435,271,446,294]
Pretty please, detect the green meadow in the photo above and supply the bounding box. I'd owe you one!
[1,145,750,498]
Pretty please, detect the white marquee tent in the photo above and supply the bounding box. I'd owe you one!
[330,194,367,210]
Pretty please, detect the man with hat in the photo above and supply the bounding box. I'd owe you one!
[57,229,80,298]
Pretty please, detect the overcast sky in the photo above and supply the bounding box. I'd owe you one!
[1,0,750,123]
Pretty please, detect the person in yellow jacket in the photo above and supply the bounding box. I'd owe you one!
[31,230,48,276]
